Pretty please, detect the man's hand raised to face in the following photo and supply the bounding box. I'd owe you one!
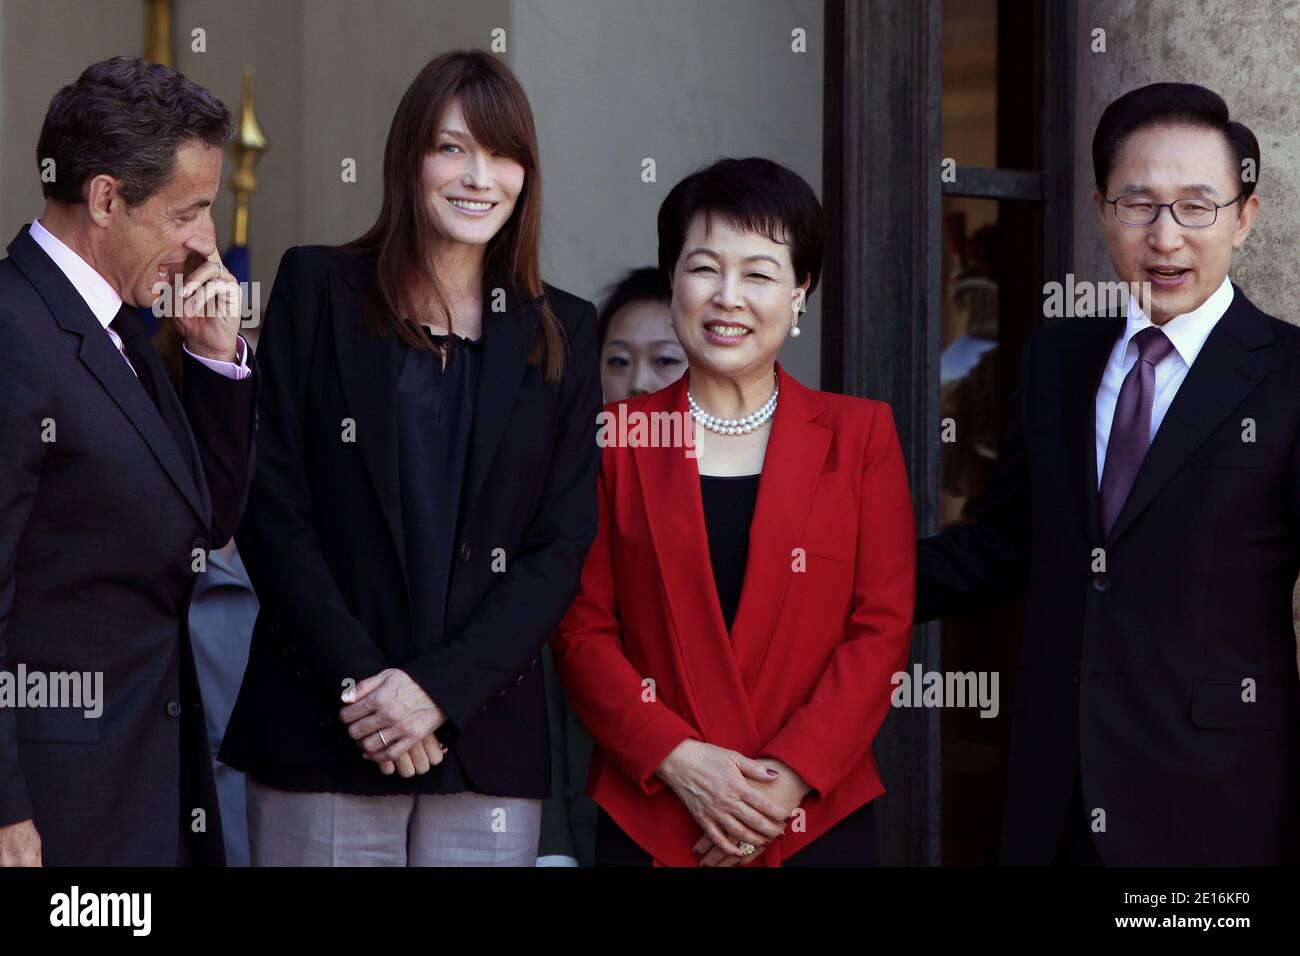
[172,248,241,363]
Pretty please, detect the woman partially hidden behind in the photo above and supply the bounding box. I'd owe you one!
[551,158,915,867]
[220,50,601,866]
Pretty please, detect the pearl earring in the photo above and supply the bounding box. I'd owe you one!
[789,324,801,338]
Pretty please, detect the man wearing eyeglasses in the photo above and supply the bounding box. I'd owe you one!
[917,82,1299,866]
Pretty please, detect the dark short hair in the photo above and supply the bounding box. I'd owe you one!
[657,157,823,297]
[37,55,234,206]
[597,267,672,347]
[1092,82,1260,201]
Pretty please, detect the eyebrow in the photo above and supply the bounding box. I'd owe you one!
[173,199,211,215]
[684,247,783,268]
[438,128,470,139]
[1117,183,1221,197]
[605,339,683,349]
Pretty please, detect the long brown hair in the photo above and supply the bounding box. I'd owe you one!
[347,50,564,381]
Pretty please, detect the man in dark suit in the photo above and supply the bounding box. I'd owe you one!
[918,82,1299,865]
[0,56,257,866]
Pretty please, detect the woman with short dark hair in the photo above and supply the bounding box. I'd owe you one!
[552,157,915,867]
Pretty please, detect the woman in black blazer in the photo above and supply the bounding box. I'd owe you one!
[220,50,601,866]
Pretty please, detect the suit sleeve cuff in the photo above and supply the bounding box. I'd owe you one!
[0,770,34,829]
[620,708,699,796]
[761,730,832,802]
[183,335,252,380]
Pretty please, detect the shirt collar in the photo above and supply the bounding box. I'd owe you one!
[1122,274,1234,368]
[29,217,124,330]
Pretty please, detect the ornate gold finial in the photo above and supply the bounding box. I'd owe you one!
[144,0,173,66]
[229,66,269,248]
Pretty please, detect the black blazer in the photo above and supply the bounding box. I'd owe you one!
[918,286,1300,866]
[220,246,601,799]
[0,225,258,865]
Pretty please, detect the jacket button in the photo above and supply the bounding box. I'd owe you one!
[192,537,208,553]
[458,542,471,562]
[1090,573,1110,593]
[165,700,183,718]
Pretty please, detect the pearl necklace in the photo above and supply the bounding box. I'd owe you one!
[688,372,779,435]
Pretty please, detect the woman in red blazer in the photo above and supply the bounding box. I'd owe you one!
[551,158,915,867]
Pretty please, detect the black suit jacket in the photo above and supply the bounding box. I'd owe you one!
[918,285,1300,866]
[220,246,601,799]
[0,225,257,865]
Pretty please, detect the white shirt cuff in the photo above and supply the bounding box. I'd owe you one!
[184,335,252,380]
[535,854,581,867]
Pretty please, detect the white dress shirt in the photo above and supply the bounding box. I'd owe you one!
[29,217,250,379]
[1094,275,1234,486]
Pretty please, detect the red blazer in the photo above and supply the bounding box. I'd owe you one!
[551,364,915,866]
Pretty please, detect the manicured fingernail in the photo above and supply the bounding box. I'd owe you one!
[766,768,779,776]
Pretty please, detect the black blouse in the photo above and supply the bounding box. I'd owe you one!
[699,474,761,632]
[250,328,482,796]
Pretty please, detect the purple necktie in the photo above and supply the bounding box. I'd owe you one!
[1099,326,1175,535]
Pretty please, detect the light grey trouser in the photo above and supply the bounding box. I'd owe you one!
[246,777,542,867]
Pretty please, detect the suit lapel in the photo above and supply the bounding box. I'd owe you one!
[331,264,408,585]
[7,226,206,524]
[730,365,832,691]
[1063,316,1124,545]
[633,376,759,751]
[1106,289,1273,546]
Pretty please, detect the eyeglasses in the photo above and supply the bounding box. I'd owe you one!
[1104,193,1243,228]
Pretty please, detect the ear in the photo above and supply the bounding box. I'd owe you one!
[84,174,118,228]
[1094,190,1109,230]
[1231,193,1261,250]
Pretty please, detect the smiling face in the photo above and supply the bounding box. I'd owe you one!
[669,214,807,378]
[100,139,221,308]
[1096,123,1259,324]
[422,99,525,250]
[600,298,685,402]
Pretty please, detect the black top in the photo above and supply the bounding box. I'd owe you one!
[250,329,482,795]
[699,474,761,632]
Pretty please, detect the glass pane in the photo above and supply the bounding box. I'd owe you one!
[938,195,1041,864]
[941,0,998,169]
[942,0,1040,172]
